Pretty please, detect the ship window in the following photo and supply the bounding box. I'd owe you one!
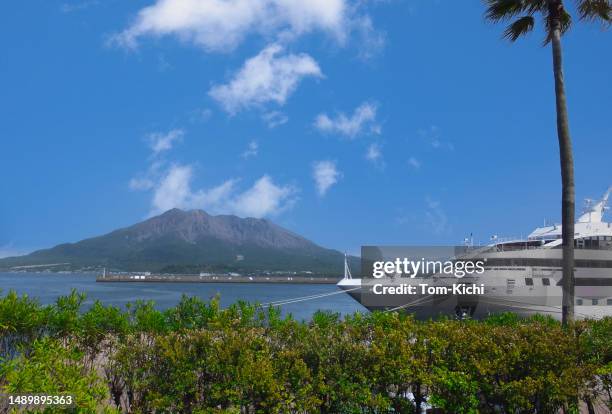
[592,299,599,305]
[542,278,550,286]
[607,299,612,306]
[525,278,533,286]
[577,299,583,305]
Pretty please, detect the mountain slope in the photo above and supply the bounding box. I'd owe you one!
[0,209,350,274]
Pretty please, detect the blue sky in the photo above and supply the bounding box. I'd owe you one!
[1,0,611,257]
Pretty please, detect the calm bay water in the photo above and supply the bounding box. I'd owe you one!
[0,272,366,320]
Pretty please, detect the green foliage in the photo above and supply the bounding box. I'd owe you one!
[0,290,610,413]
[578,317,612,410]
[429,368,479,414]
[49,290,85,341]
[0,338,111,413]
[0,291,50,358]
[484,0,611,44]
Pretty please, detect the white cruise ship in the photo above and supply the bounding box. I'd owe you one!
[338,188,612,320]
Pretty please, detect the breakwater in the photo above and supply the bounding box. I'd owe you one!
[97,273,340,284]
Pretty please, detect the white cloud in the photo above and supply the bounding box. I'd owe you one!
[425,197,450,235]
[366,144,382,161]
[151,164,194,213]
[129,177,156,191]
[148,164,295,217]
[314,102,380,138]
[112,2,383,121]
[408,156,421,170]
[365,142,383,167]
[209,44,322,113]
[262,110,288,128]
[230,175,296,217]
[60,1,99,13]
[189,108,213,123]
[130,131,294,218]
[354,15,385,60]
[191,178,239,210]
[112,0,349,52]
[129,130,183,191]
[418,125,454,150]
[242,140,258,158]
[148,129,184,155]
[157,53,172,72]
[312,160,341,196]
[112,1,383,120]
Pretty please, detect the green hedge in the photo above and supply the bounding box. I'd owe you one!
[0,290,610,413]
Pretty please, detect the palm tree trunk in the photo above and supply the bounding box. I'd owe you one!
[548,0,575,326]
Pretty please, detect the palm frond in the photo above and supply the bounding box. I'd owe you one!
[577,0,612,23]
[544,8,573,44]
[503,15,536,40]
[526,0,548,15]
[484,0,546,22]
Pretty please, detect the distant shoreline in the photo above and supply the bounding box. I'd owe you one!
[97,273,341,284]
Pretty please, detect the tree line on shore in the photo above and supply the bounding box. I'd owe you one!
[0,290,610,413]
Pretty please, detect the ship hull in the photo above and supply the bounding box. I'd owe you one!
[338,281,611,320]
[338,248,612,320]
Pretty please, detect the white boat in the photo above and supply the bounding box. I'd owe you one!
[338,188,612,320]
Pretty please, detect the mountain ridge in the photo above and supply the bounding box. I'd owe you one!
[0,209,351,275]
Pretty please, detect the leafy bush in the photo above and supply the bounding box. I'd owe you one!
[0,337,112,413]
[0,290,610,413]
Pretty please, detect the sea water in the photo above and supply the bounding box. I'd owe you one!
[0,272,365,321]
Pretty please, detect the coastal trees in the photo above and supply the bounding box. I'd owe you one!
[0,291,49,358]
[1,290,611,412]
[0,338,111,413]
[483,0,611,325]
[578,317,612,411]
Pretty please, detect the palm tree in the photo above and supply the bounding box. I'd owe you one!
[483,0,610,326]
